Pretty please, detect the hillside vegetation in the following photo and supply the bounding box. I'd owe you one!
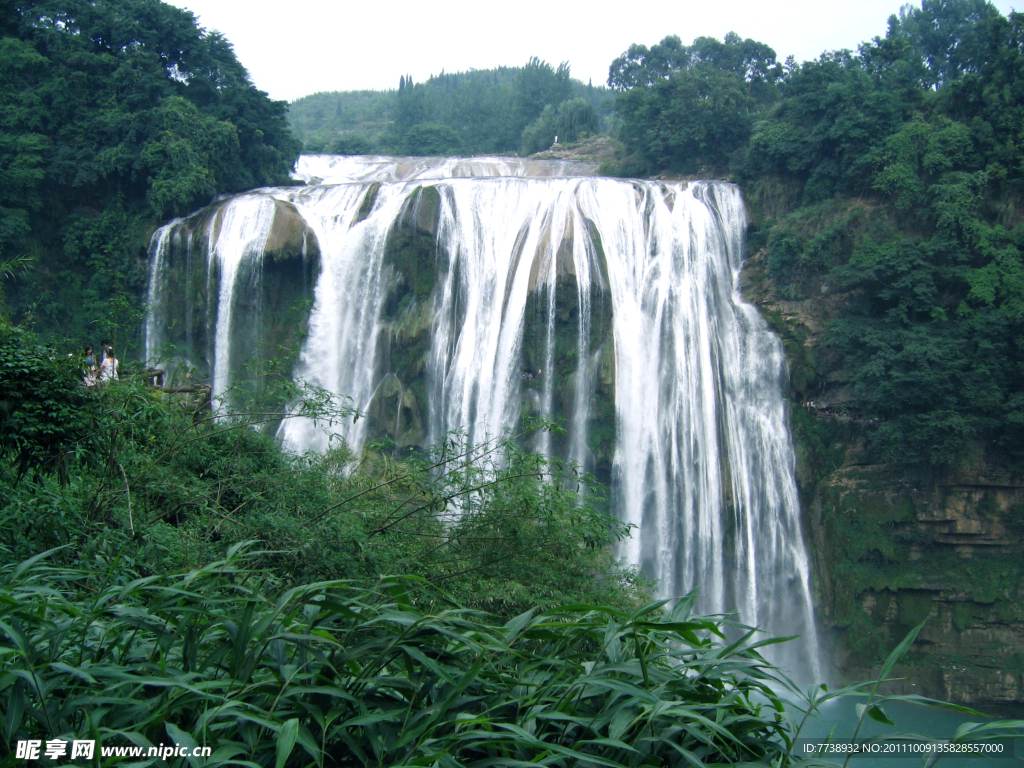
[0,321,812,766]
[289,60,614,156]
[6,317,1021,764]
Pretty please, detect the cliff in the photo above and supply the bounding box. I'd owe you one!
[741,246,1024,714]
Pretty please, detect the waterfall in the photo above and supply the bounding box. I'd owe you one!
[145,156,820,682]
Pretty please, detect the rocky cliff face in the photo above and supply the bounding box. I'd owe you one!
[741,247,1024,713]
[146,195,319,388]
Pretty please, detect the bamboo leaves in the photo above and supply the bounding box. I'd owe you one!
[0,547,792,767]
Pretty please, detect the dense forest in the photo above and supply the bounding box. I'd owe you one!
[289,61,614,156]
[3,0,1024,762]
[0,0,299,353]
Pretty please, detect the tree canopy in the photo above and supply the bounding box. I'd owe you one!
[291,60,614,157]
[608,33,783,175]
[749,2,1024,465]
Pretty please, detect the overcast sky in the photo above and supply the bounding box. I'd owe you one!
[163,0,1021,103]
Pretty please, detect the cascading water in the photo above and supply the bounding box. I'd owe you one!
[145,156,820,682]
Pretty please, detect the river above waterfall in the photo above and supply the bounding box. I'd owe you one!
[146,154,822,682]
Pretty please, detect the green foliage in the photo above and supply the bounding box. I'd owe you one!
[392,60,575,155]
[348,427,638,616]
[3,544,1020,767]
[289,89,395,151]
[521,98,599,154]
[0,322,95,480]
[140,96,239,218]
[400,122,463,157]
[291,61,615,157]
[0,332,763,767]
[0,325,644,619]
[5,0,298,209]
[743,51,911,201]
[0,253,32,315]
[0,548,787,768]
[818,191,1024,464]
[872,116,974,211]
[715,2,1024,466]
[323,133,375,155]
[763,200,885,290]
[884,0,1001,87]
[0,0,301,344]
[609,33,783,175]
[608,32,781,95]
[511,57,573,130]
[2,327,1022,768]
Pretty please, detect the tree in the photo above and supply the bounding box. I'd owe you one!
[608,35,689,89]
[0,322,96,480]
[401,122,463,156]
[743,51,909,201]
[139,96,238,217]
[884,0,1001,87]
[520,98,599,154]
[610,33,782,175]
[0,0,301,346]
[386,59,585,155]
[513,57,572,130]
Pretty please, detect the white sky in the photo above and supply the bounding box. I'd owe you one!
[164,0,1020,103]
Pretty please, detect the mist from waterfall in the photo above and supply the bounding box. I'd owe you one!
[145,156,821,682]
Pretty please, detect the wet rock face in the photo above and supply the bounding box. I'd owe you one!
[147,196,320,390]
[814,459,1024,711]
[259,202,321,385]
[373,187,616,463]
[381,186,441,319]
[366,187,441,451]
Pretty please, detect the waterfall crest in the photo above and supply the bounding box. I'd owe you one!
[146,156,820,681]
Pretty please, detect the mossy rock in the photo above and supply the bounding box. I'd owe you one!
[354,182,381,224]
[519,273,615,485]
[381,186,442,320]
[365,372,426,450]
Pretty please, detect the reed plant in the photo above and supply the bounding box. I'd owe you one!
[1,544,793,767]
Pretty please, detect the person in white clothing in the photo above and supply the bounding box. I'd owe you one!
[82,345,98,386]
[99,344,119,382]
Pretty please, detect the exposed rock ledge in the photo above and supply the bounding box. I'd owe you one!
[528,135,617,167]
